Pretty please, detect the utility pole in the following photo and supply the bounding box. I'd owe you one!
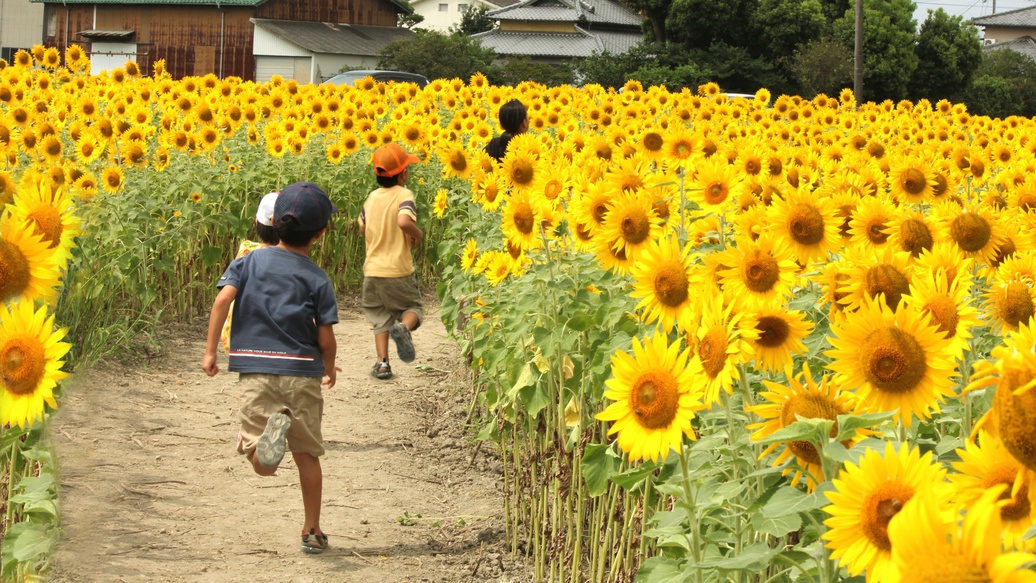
[854,0,863,102]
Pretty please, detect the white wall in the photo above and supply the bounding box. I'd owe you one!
[411,0,491,32]
[90,41,137,75]
[0,0,45,58]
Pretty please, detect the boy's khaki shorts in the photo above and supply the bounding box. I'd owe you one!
[362,274,424,334]
[237,373,324,457]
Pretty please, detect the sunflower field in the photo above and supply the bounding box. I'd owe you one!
[4,43,1036,582]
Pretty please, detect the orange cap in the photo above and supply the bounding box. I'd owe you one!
[372,143,420,177]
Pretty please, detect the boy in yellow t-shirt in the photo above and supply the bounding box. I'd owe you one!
[358,143,424,380]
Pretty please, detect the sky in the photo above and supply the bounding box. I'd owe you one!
[912,0,1036,31]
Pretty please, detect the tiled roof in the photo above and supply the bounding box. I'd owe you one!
[984,35,1036,61]
[972,6,1036,27]
[472,27,641,57]
[252,19,415,55]
[483,0,521,7]
[34,0,261,4]
[488,0,642,27]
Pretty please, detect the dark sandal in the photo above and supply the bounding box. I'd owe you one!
[301,528,329,554]
[390,323,416,363]
[371,360,392,380]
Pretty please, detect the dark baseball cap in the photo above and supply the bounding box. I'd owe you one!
[274,182,337,231]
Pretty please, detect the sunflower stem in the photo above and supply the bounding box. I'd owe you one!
[678,447,704,583]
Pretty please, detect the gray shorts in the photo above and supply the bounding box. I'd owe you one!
[362,274,424,334]
[237,373,324,457]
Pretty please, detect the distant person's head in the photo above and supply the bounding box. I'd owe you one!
[253,191,281,245]
[499,99,528,135]
[372,142,420,188]
[273,182,337,246]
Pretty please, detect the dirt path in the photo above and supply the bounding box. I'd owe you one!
[47,297,524,582]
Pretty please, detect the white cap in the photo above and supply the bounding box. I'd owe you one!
[256,192,278,226]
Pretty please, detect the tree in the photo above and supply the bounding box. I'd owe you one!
[492,57,575,86]
[833,0,918,102]
[749,0,826,59]
[576,46,655,88]
[964,48,1036,117]
[397,0,425,29]
[665,0,758,51]
[908,9,981,102]
[965,75,1024,118]
[619,0,673,45]
[790,36,854,97]
[450,5,495,35]
[378,31,497,81]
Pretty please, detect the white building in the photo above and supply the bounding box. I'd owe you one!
[1,0,44,63]
[408,0,516,33]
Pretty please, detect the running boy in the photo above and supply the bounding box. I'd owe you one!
[359,142,423,380]
[202,181,339,554]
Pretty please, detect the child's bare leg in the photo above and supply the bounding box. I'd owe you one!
[375,330,390,362]
[294,452,323,535]
[401,311,419,331]
[249,451,278,476]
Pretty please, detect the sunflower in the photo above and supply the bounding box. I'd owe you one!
[461,239,478,272]
[688,155,741,211]
[902,268,980,361]
[939,205,1007,268]
[888,156,937,203]
[915,240,974,288]
[0,217,62,304]
[439,144,472,179]
[0,300,71,428]
[823,442,950,583]
[749,304,814,374]
[950,431,1036,549]
[888,482,1036,583]
[595,331,704,463]
[748,362,868,490]
[471,171,506,212]
[630,235,697,334]
[690,294,757,407]
[569,180,614,235]
[101,166,124,193]
[661,128,700,172]
[885,206,944,258]
[433,189,448,218]
[482,250,513,286]
[847,195,897,251]
[825,296,957,428]
[598,188,660,263]
[837,244,914,312]
[716,234,798,309]
[766,185,841,265]
[983,275,1036,334]
[8,177,81,264]
[499,192,541,253]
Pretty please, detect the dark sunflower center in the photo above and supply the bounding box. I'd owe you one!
[743,251,780,293]
[510,160,534,185]
[620,210,651,245]
[900,168,927,195]
[574,222,593,242]
[992,238,1018,269]
[779,394,841,464]
[861,483,911,551]
[864,265,910,310]
[652,199,670,221]
[704,182,728,206]
[755,316,790,348]
[984,467,1031,522]
[931,173,949,197]
[950,213,992,253]
[923,296,960,339]
[997,282,1034,329]
[996,367,1036,472]
[698,326,728,379]
[629,371,680,430]
[744,159,761,175]
[1,336,46,396]
[512,202,535,235]
[643,132,663,152]
[450,151,467,172]
[899,219,933,256]
[0,240,31,301]
[787,204,825,245]
[28,206,64,248]
[866,221,889,244]
[654,263,689,308]
[592,203,609,225]
[543,180,562,201]
[859,328,927,394]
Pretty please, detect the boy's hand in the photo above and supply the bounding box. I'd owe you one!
[323,366,342,389]
[202,353,219,376]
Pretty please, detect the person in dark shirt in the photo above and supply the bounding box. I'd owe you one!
[485,99,529,161]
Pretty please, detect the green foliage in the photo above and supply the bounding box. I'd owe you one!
[576,47,655,89]
[789,36,854,97]
[449,5,495,35]
[490,56,576,87]
[665,0,756,51]
[963,48,1036,117]
[749,0,827,61]
[2,424,58,582]
[833,0,919,101]
[378,30,497,81]
[908,9,982,102]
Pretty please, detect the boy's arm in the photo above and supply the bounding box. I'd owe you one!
[397,214,423,247]
[318,324,338,388]
[202,285,237,376]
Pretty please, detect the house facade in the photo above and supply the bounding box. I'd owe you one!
[34,0,414,82]
[972,7,1036,45]
[407,0,515,32]
[1,0,45,63]
[472,0,643,63]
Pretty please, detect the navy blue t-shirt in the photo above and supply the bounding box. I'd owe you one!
[218,247,339,377]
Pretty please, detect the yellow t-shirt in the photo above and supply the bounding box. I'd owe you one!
[220,239,264,353]
[359,185,417,278]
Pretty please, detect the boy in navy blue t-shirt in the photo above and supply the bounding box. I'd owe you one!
[202,182,338,555]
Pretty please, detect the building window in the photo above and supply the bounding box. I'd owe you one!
[438,3,448,11]
[459,3,468,10]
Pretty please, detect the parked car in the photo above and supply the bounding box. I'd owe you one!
[323,70,429,88]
